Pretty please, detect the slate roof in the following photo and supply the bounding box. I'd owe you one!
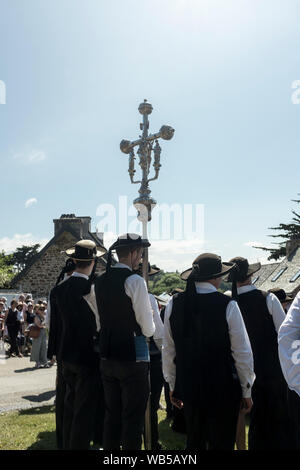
[252,262,280,288]
[257,245,300,295]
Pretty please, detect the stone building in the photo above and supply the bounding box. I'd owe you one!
[253,237,300,297]
[11,214,107,298]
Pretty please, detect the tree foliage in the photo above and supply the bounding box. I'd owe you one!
[0,251,15,288]
[11,244,41,272]
[255,196,300,261]
[148,271,186,296]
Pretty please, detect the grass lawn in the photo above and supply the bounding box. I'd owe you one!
[0,405,249,450]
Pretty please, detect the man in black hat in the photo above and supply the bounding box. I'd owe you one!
[268,288,294,314]
[162,253,255,450]
[53,239,106,450]
[93,233,155,450]
[228,256,291,449]
[47,258,76,450]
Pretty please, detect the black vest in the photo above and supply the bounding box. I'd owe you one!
[237,289,284,384]
[95,268,143,361]
[170,291,241,405]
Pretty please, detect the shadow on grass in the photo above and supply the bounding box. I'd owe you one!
[19,405,56,416]
[158,416,186,450]
[26,431,57,450]
[22,390,56,403]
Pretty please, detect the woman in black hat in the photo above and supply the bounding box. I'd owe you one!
[227,256,292,450]
[162,253,255,450]
[93,233,155,450]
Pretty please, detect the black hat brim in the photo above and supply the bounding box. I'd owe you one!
[225,262,261,282]
[148,266,161,276]
[110,239,151,251]
[180,262,235,282]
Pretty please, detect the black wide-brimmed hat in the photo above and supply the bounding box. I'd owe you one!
[225,257,261,283]
[106,233,150,273]
[109,233,151,251]
[136,262,160,276]
[65,239,107,261]
[180,253,235,282]
[268,288,294,303]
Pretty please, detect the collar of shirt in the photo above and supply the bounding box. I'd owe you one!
[113,262,132,271]
[194,282,217,293]
[237,285,256,295]
[71,272,89,281]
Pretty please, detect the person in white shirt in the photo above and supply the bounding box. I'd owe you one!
[163,253,254,450]
[227,256,292,450]
[278,291,300,448]
[93,233,155,451]
[134,262,164,450]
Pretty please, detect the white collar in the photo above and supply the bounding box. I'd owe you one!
[72,272,89,281]
[194,282,217,293]
[237,284,257,295]
[113,262,132,271]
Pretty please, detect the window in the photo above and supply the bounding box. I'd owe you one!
[290,269,300,282]
[252,276,259,284]
[271,268,287,282]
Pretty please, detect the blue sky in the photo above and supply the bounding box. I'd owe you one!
[0,0,299,271]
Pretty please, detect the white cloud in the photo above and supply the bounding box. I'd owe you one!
[0,234,48,254]
[25,198,37,208]
[13,149,46,164]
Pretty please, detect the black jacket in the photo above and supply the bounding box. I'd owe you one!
[53,276,98,366]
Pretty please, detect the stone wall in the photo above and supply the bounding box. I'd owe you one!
[12,231,106,298]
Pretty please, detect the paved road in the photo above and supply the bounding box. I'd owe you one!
[0,341,57,413]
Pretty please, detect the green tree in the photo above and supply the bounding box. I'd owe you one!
[255,196,300,261]
[11,244,41,272]
[149,272,186,296]
[0,251,15,288]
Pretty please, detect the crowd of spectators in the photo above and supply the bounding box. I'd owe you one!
[0,293,52,368]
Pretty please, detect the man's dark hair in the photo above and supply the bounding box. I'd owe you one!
[116,246,142,259]
[75,259,94,270]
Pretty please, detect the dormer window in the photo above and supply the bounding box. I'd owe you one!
[271,268,287,282]
[290,269,300,282]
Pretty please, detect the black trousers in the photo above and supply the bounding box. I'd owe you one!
[55,361,66,450]
[164,381,173,418]
[100,359,150,450]
[286,388,300,449]
[62,361,98,450]
[7,325,19,355]
[147,356,164,449]
[184,386,241,450]
[92,365,105,447]
[248,380,293,450]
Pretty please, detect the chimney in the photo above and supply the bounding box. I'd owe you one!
[286,237,300,257]
[53,214,91,239]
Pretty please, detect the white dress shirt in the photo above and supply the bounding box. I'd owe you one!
[278,292,300,396]
[162,282,255,398]
[84,263,155,337]
[237,285,286,332]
